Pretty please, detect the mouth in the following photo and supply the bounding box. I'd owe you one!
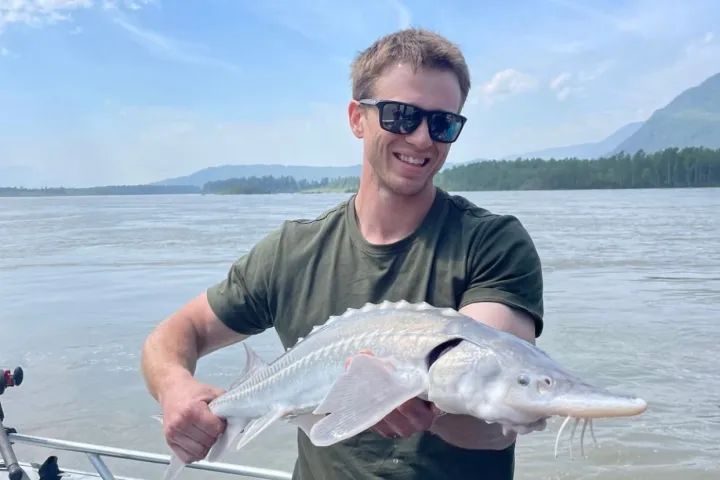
[394,152,430,168]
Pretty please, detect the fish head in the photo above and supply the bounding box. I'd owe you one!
[428,338,647,427]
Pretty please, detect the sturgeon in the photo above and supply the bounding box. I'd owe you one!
[162,301,647,479]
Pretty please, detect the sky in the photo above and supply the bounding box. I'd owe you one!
[1,0,719,187]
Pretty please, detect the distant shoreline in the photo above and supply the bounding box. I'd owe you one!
[3,184,720,197]
[0,185,201,197]
[4,146,719,196]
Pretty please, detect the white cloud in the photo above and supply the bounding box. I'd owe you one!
[550,72,571,90]
[0,46,9,56]
[0,0,91,32]
[478,69,538,104]
[248,0,412,44]
[102,0,155,11]
[113,17,242,73]
[548,61,612,101]
[548,73,578,101]
[387,0,411,30]
[248,1,371,43]
[685,31,716,56]
[555,86,574,101]
[0,0,154,34]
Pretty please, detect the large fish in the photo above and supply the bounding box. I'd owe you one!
[162,301,647,479]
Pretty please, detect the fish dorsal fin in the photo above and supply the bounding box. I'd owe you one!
[293,301,463,348]
[229,343,268,390]
[327,301,461,325]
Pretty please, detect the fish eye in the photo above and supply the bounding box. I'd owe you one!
[517,374,530,386]
[542,377,553,387]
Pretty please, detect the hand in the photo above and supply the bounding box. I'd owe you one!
[429,414,518,450]
[159,379,226,463]
[371,397,440,439]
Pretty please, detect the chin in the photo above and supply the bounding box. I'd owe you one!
[385,178,434,197]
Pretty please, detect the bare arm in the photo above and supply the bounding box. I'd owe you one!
[141,292,247,463]
[142,291,247,400]
[459,301,536,344]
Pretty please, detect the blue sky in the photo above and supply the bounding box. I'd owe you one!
[1,0,719,187]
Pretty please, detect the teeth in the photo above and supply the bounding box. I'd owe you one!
[398,154,426,165]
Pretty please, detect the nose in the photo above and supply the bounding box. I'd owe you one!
[404,118,434,149]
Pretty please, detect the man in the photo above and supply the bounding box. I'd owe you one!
[142,28,543,479]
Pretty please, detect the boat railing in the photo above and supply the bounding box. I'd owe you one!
[7,433,293,480]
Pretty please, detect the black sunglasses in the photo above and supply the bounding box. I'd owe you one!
[358,99,467,143]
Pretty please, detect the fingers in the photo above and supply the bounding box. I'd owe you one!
[169,442,196,465]
[371,399,437,439]
[164,402,226,463]
[200,386,226,402]
[370,419,396,438]
[169,431,211,463]
[396,399,436,431]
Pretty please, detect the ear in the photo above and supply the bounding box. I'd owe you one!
[348,100,365,139]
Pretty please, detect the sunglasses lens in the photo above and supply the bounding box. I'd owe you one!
[379,102,423,134]
[429,112,464,143]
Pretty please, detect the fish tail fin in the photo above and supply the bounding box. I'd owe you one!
[162,454,186,480]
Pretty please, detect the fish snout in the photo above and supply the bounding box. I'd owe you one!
[548,387,648,418]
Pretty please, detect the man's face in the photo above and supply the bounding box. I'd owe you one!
[350,63,463,198]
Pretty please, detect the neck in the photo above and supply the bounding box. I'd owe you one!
[354,180,436,245]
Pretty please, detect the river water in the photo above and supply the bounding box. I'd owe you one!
[1,188,718,479]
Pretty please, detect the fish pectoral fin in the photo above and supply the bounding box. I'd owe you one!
[234,408,286,451]
[309,354,426,447]
[206,409,285,463]
[287,413,325,436]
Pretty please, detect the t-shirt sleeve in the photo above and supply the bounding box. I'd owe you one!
[459,214,545,337]
[206,228,281,335]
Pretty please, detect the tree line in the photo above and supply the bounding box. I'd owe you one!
[202,175,359,194]
[435,147,720,191]
[3,147,718,196]
[204,147,720,194]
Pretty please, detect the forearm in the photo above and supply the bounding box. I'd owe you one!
[141,313,201,402]
[142,292,248,402]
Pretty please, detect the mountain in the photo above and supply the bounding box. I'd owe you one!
[612,72,720,155]
[155,164,362,187]
[508,122,643,160]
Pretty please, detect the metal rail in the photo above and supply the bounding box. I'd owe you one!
[7,433,292,480]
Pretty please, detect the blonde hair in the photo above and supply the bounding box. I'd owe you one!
[351,28,471,109]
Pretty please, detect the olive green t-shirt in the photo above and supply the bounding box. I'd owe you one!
[207,187,544,480]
